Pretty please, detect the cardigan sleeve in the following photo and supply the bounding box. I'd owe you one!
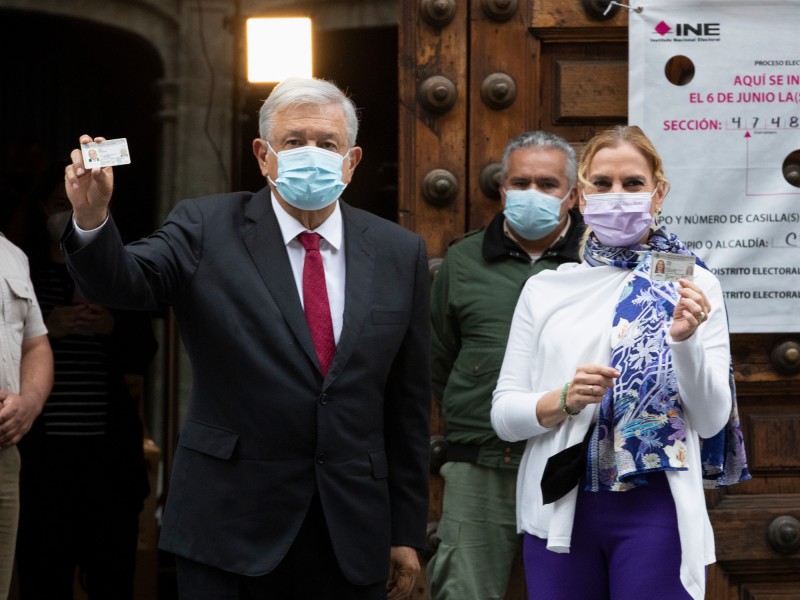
[667,268,732,439]
[491,280,551,442]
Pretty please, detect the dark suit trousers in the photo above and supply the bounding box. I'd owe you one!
[175,495,387,600]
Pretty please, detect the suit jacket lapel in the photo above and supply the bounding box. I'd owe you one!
[240,189,320,371]
[325,203,375,385]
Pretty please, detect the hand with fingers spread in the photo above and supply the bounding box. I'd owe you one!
[45,304,88,338]
[64,134,114,230]
[76,304,115,336]
[670,278,712,342]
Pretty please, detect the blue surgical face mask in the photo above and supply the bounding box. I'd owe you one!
[267,142,349,211]
[503,188,570,240]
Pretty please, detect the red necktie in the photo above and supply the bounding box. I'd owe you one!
[298,232,336,376]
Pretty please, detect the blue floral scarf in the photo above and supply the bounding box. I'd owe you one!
[583,229,750,491]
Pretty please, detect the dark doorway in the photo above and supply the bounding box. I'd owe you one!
[1,11,166,599]
[0,8,163,249]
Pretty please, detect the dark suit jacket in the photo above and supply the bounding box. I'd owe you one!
[64,188,432,585]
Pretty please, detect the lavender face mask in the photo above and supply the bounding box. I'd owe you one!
[582,190,657,247]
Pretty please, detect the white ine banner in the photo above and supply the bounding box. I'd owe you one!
[628,0,800,332]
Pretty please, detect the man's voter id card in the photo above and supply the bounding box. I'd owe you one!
[81,138,131,168]
[651,252,695,282]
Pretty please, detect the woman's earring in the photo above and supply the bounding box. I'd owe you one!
[655,209,662,226]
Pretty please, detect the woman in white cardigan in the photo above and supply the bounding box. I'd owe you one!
[491,125,748,600]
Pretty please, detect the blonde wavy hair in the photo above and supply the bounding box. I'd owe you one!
[577,125,670,194]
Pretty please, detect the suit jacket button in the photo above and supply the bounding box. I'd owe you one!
[319,393,328,405]
[316,454,325,464]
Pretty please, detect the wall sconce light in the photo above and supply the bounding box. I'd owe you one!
[246,17,312,83]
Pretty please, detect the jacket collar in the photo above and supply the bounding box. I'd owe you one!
[240,191,375,387]
[482,208,584,264]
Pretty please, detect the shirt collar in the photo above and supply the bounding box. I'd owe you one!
[270,193,343,251]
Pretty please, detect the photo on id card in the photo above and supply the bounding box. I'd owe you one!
[650,252,695,282]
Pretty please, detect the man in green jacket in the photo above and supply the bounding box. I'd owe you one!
[427,131,583,600]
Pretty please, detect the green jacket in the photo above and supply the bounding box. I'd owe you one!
[431,209,583,469]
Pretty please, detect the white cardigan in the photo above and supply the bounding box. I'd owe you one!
[491,261,732,600]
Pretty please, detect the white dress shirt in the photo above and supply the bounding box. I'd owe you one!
[270,194,345,343]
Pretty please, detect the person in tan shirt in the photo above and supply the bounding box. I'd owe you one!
[0,232,53,600]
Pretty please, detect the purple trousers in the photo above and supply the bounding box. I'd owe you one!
[524,472,693,600]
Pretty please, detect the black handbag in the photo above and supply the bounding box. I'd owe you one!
[540,425,594,505]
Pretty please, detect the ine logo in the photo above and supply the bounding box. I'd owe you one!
[655,21,672,36]
[654,21,721,37]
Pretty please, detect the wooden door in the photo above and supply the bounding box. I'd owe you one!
[399,2,800,598]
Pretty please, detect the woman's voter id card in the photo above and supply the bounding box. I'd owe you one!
[650,252,696,282]
[81,138,131,168]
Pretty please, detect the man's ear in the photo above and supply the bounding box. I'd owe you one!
[499,182,509,209]
[253,138,269,177]
[342,146,363,184]
[565,186,580,210]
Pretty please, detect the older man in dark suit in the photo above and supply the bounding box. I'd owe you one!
[62,77,431,600]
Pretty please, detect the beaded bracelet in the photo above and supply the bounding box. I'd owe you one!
[559,381,581,418]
